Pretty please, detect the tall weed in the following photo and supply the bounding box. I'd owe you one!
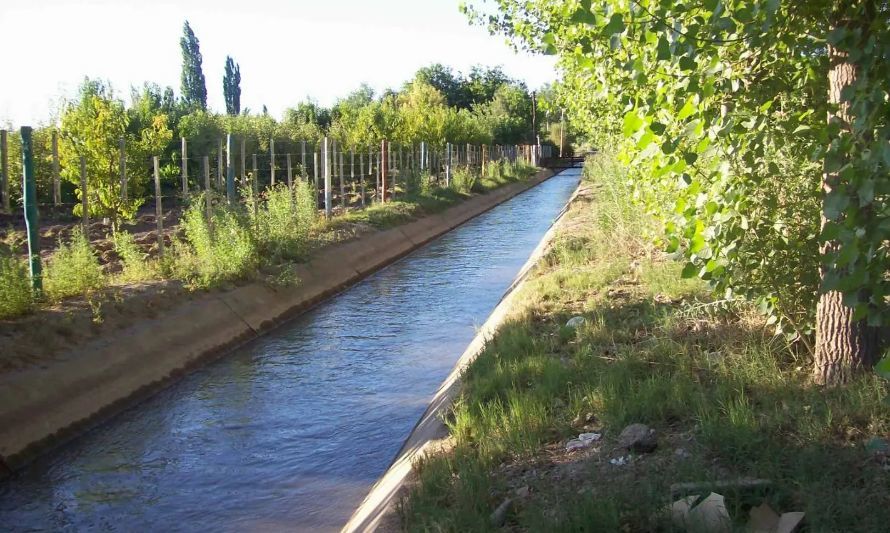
[0,250,33,318]
[44,227,105,301]
[451,168,477,194]
[180,194,257,287]
[253,183,317,262]
[113,230,156,282]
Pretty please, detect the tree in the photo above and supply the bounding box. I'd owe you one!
[470,1,889,384]
[223,56,241,116]
[415,64,472,109]
[59,79,139,230]
[180,20,207,111]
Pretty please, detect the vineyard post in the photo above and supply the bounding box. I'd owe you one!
[21,127,41,293]
[445,142,452,187]
[323,136,332,219]
[52,130,61,206]
[301,141,307,180]
[180,137,188,196]
[250,153,258,229]
[350,149,355,209]
[217,139,224,189]
[359,152,365,207]
[79,156,89,233]
[380,140,388,203]
[332,141,338,204]
[420,141,426,171]
[270,138,276,187]
[287,153,293,189]
[227,134,236,204]
[1,129,9,213]
[153,156,164,259]
[313,149,319,189]
[252,153,259,198]
[203,155,213,229]
[119,136,127,201]
[240,137,246,188]
[372,147,378,203]
[339,150,345,209]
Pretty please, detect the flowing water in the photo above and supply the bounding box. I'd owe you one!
[0,169,581,532]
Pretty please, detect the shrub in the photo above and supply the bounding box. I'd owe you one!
[44,227,105,301]
[253,183,317,262]
[451,167,478,194]
[0,251,34,318]
[180,194,257,287]
[113,230,156,282]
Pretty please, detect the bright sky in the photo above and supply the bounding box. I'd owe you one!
[0,0,556,126]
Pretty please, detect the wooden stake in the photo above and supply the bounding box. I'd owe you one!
[153,156,164,258]
[0,130,8,213]
[180,137,188,196]
[270,138,276,187]
[287,153,293,189]
[119,136,127,202]
[52,131,61,206]
[203,156,212,227]
[80,156,89,233]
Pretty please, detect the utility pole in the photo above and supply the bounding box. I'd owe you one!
[559,108,566,158]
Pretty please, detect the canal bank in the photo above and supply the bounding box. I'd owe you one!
[0,169,553,470]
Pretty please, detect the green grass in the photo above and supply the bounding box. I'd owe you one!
[402,152,890,532]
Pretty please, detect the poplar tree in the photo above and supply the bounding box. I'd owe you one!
[180,20,207,111]
[223,56,241,116]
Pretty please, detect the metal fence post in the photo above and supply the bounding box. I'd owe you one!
[21,127,41,292]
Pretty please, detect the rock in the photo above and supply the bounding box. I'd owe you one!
[674,447,691,459]
[579,432,602,444]
[565,439,588,452]
[609,455,629,466]
[514,485,530,498]
[618,423,657,453]
[566,432,602,452]
[490,498,513,527]
[566,316,585,328]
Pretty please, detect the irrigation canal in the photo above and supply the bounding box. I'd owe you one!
[0,168,581,532]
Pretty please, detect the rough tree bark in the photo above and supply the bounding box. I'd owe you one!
[813,2,882,385]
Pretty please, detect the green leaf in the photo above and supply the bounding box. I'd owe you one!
[656,36,671,61]
[622,111,644,137]
[681,262,698,279]
[858,179,875,205]
[603,13,625,36]
[876,357,890,380]
[570,4,596,25]
[677,98,696,121]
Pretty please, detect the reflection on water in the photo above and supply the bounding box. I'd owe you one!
[0,170,581,532]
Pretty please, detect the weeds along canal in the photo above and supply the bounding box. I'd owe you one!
[0,169,581,532]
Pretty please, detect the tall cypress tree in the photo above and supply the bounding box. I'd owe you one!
[180,20,207,111]
[223,56,241,116]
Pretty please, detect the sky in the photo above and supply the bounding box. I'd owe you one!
[0,0,556,126]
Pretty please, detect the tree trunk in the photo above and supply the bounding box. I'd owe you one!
[813,7,882,385]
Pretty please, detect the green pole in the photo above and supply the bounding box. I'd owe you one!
[21,126,42,293]
[226,134,235,204]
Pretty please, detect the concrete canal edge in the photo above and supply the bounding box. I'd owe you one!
[0,169,554,471]
[342,177,584,533]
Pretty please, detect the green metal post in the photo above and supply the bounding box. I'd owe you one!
[21,127,42,293]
